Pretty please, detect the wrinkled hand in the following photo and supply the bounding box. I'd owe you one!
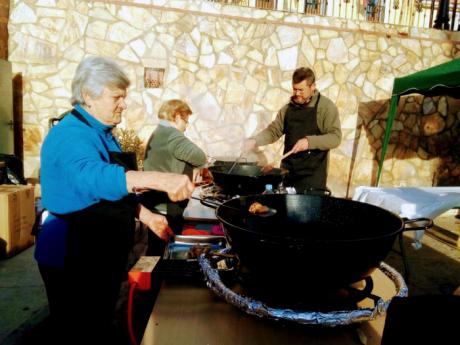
[291,137,309,153]
[242,138,256,152]
[138,206,174,241]
[260,164,274,174]
[162,173,194,202]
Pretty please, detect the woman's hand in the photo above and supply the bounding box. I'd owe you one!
[126,171,194,202]
[161,173,194,202]
[138,205,174,241]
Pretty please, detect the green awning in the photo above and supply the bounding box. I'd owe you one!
[376,59,460,185]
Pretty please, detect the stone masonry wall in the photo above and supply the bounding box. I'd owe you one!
[7,0,460,197]
[358,95,460,187]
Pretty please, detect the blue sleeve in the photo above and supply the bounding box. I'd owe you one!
[56,128,127,200]
[41,122,128,213]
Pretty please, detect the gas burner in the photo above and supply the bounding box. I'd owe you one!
[235,272,377,312]
[198,252,408,326]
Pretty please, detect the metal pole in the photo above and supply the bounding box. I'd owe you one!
[451,0,458,30]
[433,0,451,29]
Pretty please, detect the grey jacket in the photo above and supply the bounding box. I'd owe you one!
[143,123,206,175]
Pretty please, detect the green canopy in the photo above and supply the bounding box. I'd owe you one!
[376,59,460,185]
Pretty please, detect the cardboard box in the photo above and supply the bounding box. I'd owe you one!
[0,184,36,258]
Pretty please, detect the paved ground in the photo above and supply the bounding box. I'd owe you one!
[0,246,48,345]
[384,211,460,296]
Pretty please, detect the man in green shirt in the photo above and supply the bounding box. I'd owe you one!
[244,67,342,192]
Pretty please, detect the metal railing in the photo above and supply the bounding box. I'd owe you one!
[208,0,460,30]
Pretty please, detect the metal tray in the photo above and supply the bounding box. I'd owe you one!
[164,235,227,260]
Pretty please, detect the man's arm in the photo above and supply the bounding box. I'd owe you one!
[253,106,287,146]
[307,98,342,150]
[242,106,287,152]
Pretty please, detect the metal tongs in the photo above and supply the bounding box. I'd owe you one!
[227,153,244,174]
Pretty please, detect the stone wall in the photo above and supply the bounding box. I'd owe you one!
[7,0,460,197]
[357,95,460,188]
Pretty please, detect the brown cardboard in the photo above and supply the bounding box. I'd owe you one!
[0,184,36,258]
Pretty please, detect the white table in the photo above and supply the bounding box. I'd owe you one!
[352,187,460,249]
[183,188,217,221]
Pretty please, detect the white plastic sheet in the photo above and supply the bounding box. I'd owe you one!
[352,187,460,249]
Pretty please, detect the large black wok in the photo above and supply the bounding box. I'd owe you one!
[210,194,431,295]
[208,162,286,195]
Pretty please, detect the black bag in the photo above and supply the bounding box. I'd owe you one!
[381,295,460,344]
[0,154,26,185]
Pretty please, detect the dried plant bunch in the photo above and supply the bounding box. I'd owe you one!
[113,128,145,170]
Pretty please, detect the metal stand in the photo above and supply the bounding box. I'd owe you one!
[398,232,411,284]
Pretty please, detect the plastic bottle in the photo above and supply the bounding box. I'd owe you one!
[262,184,274,194]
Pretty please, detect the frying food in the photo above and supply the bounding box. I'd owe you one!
[187,244,211,259]
[260,164,274,173]
[249,202,270,214]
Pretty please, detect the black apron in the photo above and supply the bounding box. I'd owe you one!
[282,94,328,191]
[58,109,138,343]
[140,132,191,236]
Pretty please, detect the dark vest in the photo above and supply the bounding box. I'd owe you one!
[282,94,328,189]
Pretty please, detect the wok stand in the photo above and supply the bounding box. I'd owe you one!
[140,260,405,345]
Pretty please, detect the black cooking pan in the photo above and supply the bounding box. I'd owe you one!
[209,194,432,295]
[208,162,287,195]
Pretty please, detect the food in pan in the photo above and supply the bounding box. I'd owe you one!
[260,164,274,173]
[187,244,211,259]
[249,202,270,214]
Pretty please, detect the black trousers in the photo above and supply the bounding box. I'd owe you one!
[38,199,136,345]
[38,264,66,341]
[38,264,128,345]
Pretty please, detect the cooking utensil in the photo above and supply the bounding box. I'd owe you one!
[193,196,277,217]
[227,154,243,174]
[208,163,287,195]
[212,193,433,293]
[281,149,295,161]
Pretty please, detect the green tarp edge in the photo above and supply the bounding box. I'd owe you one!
[376,59,460,186]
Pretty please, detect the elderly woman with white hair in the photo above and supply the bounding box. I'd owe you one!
[35,56,194,344]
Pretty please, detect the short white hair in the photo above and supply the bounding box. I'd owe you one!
[70,56,130,106]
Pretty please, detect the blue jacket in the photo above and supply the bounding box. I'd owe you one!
[35,104,128,267]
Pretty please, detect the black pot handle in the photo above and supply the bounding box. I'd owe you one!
[402,217,433,231]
